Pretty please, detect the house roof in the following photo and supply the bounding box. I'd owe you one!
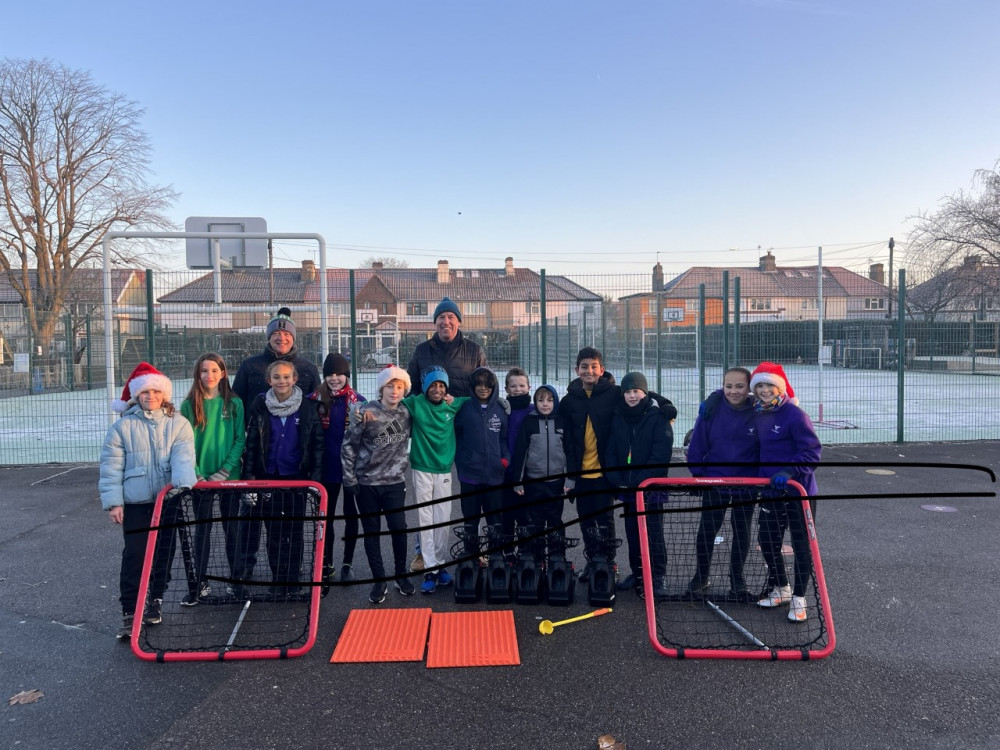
[0,268,143,304]
[643,264,887,299]
[159,265,601,304]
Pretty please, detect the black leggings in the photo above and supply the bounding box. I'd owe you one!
[321,482,360,568]
[757,499,813,597]
[355,483,408,578]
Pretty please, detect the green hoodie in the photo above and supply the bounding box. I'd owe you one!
[402,394,469,474]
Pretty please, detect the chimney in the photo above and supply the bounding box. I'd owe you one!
[869,263,884,285]
[372,261,384,270]
[300,259,317,283]
[652,262,664,292]
[437,259,450,284]
[759,251,776,272]
[505,257,515,277]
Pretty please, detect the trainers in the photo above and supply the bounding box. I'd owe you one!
[144,598,162,625]
[181,582,211,607]
[409,553,425,572]
[578,563,591,583]
[788,595,808,622]
[617,573,637,591]
[116,613,134,641]
[436,569,454,587]
[369,582,388,604]
[758,585,792,608]
[323,565,337,583]
[687,575,711,593]
[653,577,669,598]
[420,573,438,594]
[395,576,415,596]
[340,563,354,582]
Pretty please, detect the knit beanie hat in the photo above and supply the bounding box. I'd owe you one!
[323,352,351,378]
[620,371,649,394]
[113,362,172,412]
[421,365,449,392]
[266,306,296,340]
[749,361,798,405]
[433,297,462,323]
[376,364,411,394]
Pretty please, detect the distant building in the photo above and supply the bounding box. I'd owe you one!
[906,255,1000,322]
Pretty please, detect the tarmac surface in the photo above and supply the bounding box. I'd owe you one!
[1,441,998,750]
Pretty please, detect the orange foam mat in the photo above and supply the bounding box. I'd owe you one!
[330,608,433,663]
[425,610,520,668]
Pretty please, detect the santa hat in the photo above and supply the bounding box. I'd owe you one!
[113,362,172,412]
[750,361,798,405]
[376,364,411,394]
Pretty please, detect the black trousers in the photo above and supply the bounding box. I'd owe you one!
[758,499,813,597]
[460,482,503,556]
[191,492,241,585]
[693,491,755,589]
[120,499,179,614]
[355,482,408,579]
[572,475,615,559]
[321,481,360,569]
[622,492,667,580]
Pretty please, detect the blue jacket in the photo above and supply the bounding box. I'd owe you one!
[98,405,197,509]
[603,396,673,491]
[454,369,509,485]
[687,389,759,477]
[755,401,821,495]
[504,393,533,482]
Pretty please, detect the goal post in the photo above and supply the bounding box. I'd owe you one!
[636,477,835,660]
[132,480,327,662]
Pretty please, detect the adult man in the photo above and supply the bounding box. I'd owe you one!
[232,307,320,425]
[406,297,486,398]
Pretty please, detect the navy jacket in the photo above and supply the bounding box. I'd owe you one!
[454,370,509,485]
[406,330,486,398]
[604,397,673,490]
[557,372,621,474]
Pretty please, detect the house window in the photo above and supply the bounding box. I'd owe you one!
[525,301,540,315]
[801,299,818,310]
[381,302,390,315]
[406,302,428,316]
[645,298,658,314]
[0,303,21,319]
[685,299,699,312]
[463,302,486,316]
[864,298,885,310]
[750,298,772,311]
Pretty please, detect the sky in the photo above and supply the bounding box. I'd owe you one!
[5,0,1000,279]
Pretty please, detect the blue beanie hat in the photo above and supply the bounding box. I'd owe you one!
[433,297,462,323]
[421,365,449,393]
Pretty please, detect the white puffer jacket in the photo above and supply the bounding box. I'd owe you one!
[98,404,197,510]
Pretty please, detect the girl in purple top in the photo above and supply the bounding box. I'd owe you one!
[687,367,759,598]
[750,362,821,623]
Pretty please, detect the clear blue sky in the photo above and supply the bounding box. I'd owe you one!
[6,0,1000,277]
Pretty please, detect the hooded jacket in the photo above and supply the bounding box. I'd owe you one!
[687,388,759,477]
[341,399,412,486]
[557,371,621,474]
[510,385,575,492]
[98,404,197,509]
[755,401,821,495]
[232,344,321,425]
[603,395,673,490]
[453,367,509,485]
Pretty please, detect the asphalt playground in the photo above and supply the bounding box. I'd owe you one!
[2,441,998,749]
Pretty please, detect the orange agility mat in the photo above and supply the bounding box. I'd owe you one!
[425,610,520,668]
[330,608,432,663]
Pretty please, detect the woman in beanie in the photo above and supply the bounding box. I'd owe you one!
[306,352,367,586]
[749,361,821,623]
[232,307,321,426]
[603,372,672,600]
[99,362,197,640]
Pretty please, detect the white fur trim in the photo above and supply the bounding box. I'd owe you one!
[129,372,173,403]
[376,365,411,394]
[750,371,786,395]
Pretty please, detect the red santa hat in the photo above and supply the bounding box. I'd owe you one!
[749,361,798,405]
[376,363,411,394]
[112,362,173,412]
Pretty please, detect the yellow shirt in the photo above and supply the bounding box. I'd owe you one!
[580,391,602,479]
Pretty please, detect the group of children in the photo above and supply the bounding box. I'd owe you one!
[100,317,821,639]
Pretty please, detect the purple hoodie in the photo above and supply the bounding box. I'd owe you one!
[754,401,821,495]
[687,389,758,478]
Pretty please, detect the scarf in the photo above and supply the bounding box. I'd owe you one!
[754,392,787,413]
[620,395,652,423]
[265,386,303,417]
[508,393,531,411]
[319,384,362,430]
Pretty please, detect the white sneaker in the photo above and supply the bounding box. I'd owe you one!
[788,596,808,622]
[757,584,792,607]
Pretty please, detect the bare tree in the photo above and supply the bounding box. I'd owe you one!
[361,256,408,268]
[0,58,176,356]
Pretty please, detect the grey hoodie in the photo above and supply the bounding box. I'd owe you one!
[341,399,412,486]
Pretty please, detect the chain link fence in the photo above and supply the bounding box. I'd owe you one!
[1,264,997,464]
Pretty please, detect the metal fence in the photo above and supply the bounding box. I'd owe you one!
[1,265,997,464]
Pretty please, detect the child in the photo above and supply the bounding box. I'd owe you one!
[750,362,822,622]
[179,353,246,606]
[240,360,324,596]
[401,366,465,594]
[501,367,533,541]
[603,372,673,600]
[99,363,197,640]
[341,365,414,603]
[557,347,621,580]
[511,385,575,543]
[686,366,758,598]
[307,352,366,585]
[453,367,509,558]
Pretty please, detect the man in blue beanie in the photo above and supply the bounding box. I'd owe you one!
[406,296,486,398]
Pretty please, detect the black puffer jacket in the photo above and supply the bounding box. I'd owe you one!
[557,372,621,474]
[244,394,324,481]
[232,345,321,426]
[406,331,486,397]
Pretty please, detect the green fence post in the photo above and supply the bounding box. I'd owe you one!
[65,313,74,391]
[600,302,606,356]
[86,313,93,390]
[698,284,706,402]
[554,312,559,383]
[722,270,730,374]
[655,293,662,394]
[897,269,905,443]
[733,277,741,365]
[145,269,155,365]
[349,270,358,384]
[625,302,630,374]
[540,269,547,385]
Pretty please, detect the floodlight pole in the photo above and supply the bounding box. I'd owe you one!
[102,231,327,425]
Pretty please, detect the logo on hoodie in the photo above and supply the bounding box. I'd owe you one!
[373,418,408,447]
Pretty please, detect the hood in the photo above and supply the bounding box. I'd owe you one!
[470,366,500,407]
[533,384,561,412]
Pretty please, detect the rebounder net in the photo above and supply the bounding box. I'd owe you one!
[636,477,835,660]
[132,481,327,662]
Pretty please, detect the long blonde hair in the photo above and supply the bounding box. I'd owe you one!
[184,353,236,428]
